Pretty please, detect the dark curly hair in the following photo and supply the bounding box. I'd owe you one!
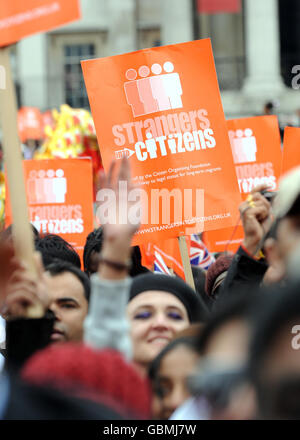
[35,234,81,269]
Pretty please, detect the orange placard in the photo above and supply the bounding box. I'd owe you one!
[82,39,241,245]
[202,225,244,254]
[282,127,300,175]
[18,107,43,142]
[227,115,282,195]
[203,115,282,254]
[0,0,81,47]
[5,158,94,265]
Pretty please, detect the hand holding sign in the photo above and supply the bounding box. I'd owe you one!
[0,243,49,319]
[239,185,273,257]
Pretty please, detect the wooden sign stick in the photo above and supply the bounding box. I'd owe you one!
[0,47,42,316]
[178,236,195,290]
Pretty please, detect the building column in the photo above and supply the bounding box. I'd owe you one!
[161,0,193,45]
[17,34,48,110]
[243,0,285,102]
[107,0,137,56]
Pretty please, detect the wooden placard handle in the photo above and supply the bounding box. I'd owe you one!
[0,47,42,317]
[178,236,195,290]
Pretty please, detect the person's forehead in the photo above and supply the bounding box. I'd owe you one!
[204,319,250,364]
[160,346,199,375]
[128,291,186,310]
[46,271,85,301]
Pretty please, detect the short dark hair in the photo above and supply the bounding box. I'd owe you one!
[46,259,90,302]
[83,227,150,277]
[35,234,81,269]
[265,101,275,111]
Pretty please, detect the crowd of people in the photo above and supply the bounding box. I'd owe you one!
[0,156,300,420]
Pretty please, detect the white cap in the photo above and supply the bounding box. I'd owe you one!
[273,166,300,218]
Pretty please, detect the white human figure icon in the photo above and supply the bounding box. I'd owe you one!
[53,169,67,203]
[37,170,47,203]
[161,61,183,109]
[27,109,38,128]
[229,129,257,164]
[149,63,172,111]
[31,170,46,204]
[27,170,38,204]
[242,128,257,162]
[229,129,246,164]
[45,169,56,203]
[228,130,237,163]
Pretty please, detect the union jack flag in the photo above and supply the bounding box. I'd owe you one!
[154,251,171,276]
[190,234,215,270]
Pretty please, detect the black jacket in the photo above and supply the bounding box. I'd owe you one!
[4,311,54,371]
[216,245,268,306]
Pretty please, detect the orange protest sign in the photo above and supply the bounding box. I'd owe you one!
[5,158,94,264]
[82,39,241,245]
[227,115,282,195]
[0,0,81,47]
[203,116,282,255]
[202,225,244,254]
[18,107,43,142]
[282,127,300,175]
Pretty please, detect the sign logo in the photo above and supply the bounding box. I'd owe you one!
[124,62,183,118]
[27,169,67,204]
[228,128,257,164]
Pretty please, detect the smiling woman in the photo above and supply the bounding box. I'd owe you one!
[127,273,208,374]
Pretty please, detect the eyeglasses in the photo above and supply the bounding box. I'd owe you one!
[187,362,248,411]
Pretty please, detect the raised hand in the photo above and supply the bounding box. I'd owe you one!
[95,157,141,278]
[239,185,273,257]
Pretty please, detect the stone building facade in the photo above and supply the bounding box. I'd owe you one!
[13,0,300,120]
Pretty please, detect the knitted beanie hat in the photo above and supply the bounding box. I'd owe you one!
[129,273,208,323]
[205,254,234,298]
[21,343,151,419]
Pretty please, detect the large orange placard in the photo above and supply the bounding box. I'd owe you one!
[5,158,94,265]
[203,115,282,254]
[82,39,241,245]
[282,126,300,175]
[0,0,81,47]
